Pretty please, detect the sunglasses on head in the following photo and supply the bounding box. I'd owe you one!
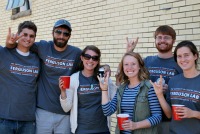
[82,54,99,61]
[54,29,71,37]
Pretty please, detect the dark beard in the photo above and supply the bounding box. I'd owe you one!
[156,42,173,53]
[53,37,68,48]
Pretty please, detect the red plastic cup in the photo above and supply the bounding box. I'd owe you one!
[117,114,129,130]
[172,104,184,121]
[60,76,70,90]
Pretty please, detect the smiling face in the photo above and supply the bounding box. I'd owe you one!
[53,27,71,50]
[81,50,99,72]
[17,28,36,52]
[155,33,174,53]
[176,46,197,72]
[123,55,140,80]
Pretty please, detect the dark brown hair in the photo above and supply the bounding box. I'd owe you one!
[79,45,101,79]
[18,21,37,36]
[174,40,199,68]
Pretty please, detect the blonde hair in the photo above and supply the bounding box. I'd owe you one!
[118,52,149,84]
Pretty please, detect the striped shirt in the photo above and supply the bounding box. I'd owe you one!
[102,84,162,134]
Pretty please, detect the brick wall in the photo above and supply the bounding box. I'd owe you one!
[0,0,200,133]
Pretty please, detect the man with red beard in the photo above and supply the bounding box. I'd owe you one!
[6,19,82,134]
[126,25,182,134]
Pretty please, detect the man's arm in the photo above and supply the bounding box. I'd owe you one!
[126,37,139,52]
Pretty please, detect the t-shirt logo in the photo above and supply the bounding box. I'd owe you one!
[78,84,100,94]
[10,63,39,77]
[45,56,74,70]
[148,67,176,78]
[171,88,200,103]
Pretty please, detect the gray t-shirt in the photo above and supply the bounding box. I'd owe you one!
[33,40,82,115]
[144,55,182,121]
[144,55,182,84]
[0,46,40,121]
[168,74,200,134]
[76,72,109,134]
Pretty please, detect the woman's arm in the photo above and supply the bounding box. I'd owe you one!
[122,87,162,130]
[98,72,118,116]
[150,75,172,118]
[60,89,74,112]
[147,87,162,126]
[59,77,74,112]
[123,119,151,130]
[102,94,118,116]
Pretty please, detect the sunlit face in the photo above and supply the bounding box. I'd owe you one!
[81,50,99,71]
[155,33,174,53]
[53,27,71,48]
[123,55,140,79]
[18,28,36,50]
[176,47,197,72]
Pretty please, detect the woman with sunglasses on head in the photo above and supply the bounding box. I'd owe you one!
[151,40,200,134]
[59,45,116,134]
[100,52,162,134]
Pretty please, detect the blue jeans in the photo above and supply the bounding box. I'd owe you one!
[0,118,35,134]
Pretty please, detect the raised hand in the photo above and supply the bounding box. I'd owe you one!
[98,71,109,91]
[150,75,164,97]
[126,37,139,52]
[6,27,23,48]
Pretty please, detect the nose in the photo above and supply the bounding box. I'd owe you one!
[178,56,185,62]
[59,33,64,38]
[88,58,93,61]
[159,38,167,42]
[26,35,31,41]
[127,64,133,69]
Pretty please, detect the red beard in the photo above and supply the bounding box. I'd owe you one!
[156,42,173,53]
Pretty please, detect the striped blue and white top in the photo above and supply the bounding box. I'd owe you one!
[102,84,162,134]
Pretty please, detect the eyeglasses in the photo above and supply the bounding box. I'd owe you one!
[82,54,99,61]
[54,29,71,37]
[156,36,172,41]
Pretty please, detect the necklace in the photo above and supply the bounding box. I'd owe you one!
[81,71,94,90]
[87,77,94,90]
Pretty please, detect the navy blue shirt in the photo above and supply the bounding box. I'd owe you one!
[0,47,40,121]
[33,41,82,115]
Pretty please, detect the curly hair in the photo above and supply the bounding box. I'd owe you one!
[118,52,149,84]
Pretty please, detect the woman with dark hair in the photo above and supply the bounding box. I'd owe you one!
[59,45,116,134]
[151,40,200,134]
[100,52,162,134]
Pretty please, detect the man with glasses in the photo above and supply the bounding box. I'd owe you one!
[126,25,182,134]
[6,19,82,134]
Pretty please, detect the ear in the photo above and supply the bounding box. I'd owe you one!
[172,39,175,45]
[194,54,198,60]
[69,34,71,38]
[80,55,84,61]
[52,31,54,37]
